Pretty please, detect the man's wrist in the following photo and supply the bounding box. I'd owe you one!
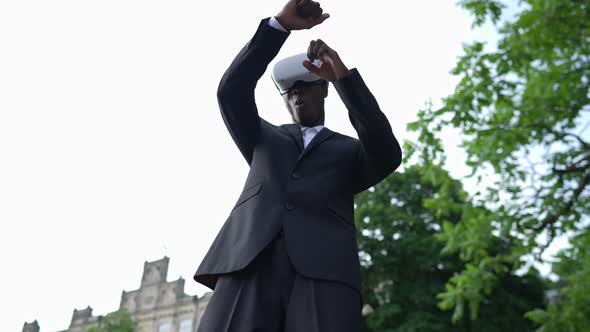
[332,55,351,80]
[335,68,351,80]
[334,67,357,82]
[269,16,290,32]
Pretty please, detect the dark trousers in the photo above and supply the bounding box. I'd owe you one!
[196,230,363,332]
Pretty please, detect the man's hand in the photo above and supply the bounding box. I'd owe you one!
[276,0,330,31]
[303,39,351,82]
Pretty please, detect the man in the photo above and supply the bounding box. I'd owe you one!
[194,0,402,331]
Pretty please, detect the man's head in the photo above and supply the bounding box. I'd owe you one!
[272,53,328,127]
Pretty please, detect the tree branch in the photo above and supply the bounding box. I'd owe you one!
[532,170,590,231]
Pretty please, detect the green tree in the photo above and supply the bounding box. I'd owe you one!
[406,0,590,330]
[356,165,546,331]
[86,309,136,332]
[525,229,590,331]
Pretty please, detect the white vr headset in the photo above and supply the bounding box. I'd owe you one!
[271,53,326,95]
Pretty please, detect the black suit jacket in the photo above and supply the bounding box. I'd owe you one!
[193,18,402,295]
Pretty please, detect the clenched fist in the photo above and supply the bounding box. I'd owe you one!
[276,0,330,31]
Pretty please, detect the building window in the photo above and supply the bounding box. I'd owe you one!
[158,322,171,332]
[179,320,192,332]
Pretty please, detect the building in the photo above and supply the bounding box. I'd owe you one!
[22,321,40,332]
[23,257,212,332]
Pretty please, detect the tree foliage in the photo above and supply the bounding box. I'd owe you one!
[355,165,545,331]
[86,309,136,332]
[405,0,590,330]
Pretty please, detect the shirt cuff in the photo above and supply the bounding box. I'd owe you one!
[268,16,289,32]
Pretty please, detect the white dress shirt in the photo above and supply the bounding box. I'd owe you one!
[268,16,289,32]
[267,17,325,149]
[300,124,325,148]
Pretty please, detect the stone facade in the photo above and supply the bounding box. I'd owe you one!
[24,257,212,332]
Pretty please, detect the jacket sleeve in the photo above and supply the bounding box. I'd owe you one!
[332,68,402,194]
[217,17,290,165]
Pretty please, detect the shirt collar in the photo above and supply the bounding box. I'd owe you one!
[299,124,325,132]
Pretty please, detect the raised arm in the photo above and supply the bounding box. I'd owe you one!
[334,68,402,194]
[303,39,402,194]
[217,0,329,165]
[216,19,289,165]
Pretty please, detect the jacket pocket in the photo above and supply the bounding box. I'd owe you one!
[232,182,262,212]
[327,200,354,227]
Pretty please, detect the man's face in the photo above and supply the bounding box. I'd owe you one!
[282,80,328,127]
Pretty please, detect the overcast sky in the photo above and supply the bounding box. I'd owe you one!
[0,1,545,331]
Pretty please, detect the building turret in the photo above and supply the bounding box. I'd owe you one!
[22,320,40,332]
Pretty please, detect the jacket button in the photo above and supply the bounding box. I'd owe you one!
[285,202,294,210]
[291,172,301,179]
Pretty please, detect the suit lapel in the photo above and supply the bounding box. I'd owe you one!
[286,123,304,151]
[284,123,335,163]
[299,126,334,159]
